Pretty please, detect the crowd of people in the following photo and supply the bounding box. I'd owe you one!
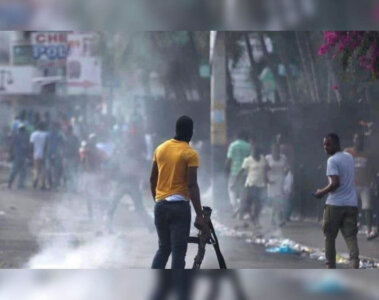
[7,111,77,191]
[5,109,379,238]
[6,110,378,242]
[225,130,378,241]
[2,109,379,269]
[225,131,293,229]
[5,108,154,231]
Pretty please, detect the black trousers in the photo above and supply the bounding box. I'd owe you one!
[152,201,191,269]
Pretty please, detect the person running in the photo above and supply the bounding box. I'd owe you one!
[235,140,268,228]
[150,116,205,269]
[46,122,65,190]
[345,133,377,240]
[314,133,360,269]
[63,125,80,191]
[30,122,48,190]
[106,133,154,233]
[225,131,251,215]
[266,142,289,228]
[80,133,107,221]
[8,124,29,189]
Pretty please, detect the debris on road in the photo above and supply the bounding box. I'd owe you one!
[213,219,379,269]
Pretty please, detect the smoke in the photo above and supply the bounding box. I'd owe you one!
[27,234,130,269]
[24,173,155,269]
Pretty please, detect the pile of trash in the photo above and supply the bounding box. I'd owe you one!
[264,239,311,255]
[212,220,379,269]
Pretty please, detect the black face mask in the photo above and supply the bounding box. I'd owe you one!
[174,134,192,143]
[174,129,193,142]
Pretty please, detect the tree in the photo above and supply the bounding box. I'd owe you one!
[224,31,375,106]
[318,31,379,79]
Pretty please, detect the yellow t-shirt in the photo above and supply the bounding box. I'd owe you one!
[153,139,200,201]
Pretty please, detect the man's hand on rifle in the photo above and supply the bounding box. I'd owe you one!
[194,214,205,230]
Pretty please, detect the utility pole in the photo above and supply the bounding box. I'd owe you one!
[210,31,228,211]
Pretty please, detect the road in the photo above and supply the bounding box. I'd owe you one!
[0,185,347,269]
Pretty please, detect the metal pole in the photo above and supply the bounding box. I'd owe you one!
[210,31,228,211]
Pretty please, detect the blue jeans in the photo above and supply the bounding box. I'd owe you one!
[8,157,26,188]
[240,186,265,223]
[152,201,191,269]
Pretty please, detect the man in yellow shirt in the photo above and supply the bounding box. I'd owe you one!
[150,116,205,269]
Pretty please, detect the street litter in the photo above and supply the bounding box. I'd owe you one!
[266,244,301,255]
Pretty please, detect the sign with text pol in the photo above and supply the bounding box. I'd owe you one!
[31,32,68,61]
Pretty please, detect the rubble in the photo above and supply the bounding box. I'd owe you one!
[212,219,379,269]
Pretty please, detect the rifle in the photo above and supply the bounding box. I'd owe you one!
[188,206,227,269]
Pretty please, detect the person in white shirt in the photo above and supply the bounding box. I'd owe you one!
[30,122,48,190]
[313,133,359,269]
[235,142,268,227]
[266,142,289,228]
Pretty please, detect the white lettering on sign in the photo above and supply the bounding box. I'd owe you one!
[32,45,68,60]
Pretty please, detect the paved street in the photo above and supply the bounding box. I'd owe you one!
[0,179,377,269]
